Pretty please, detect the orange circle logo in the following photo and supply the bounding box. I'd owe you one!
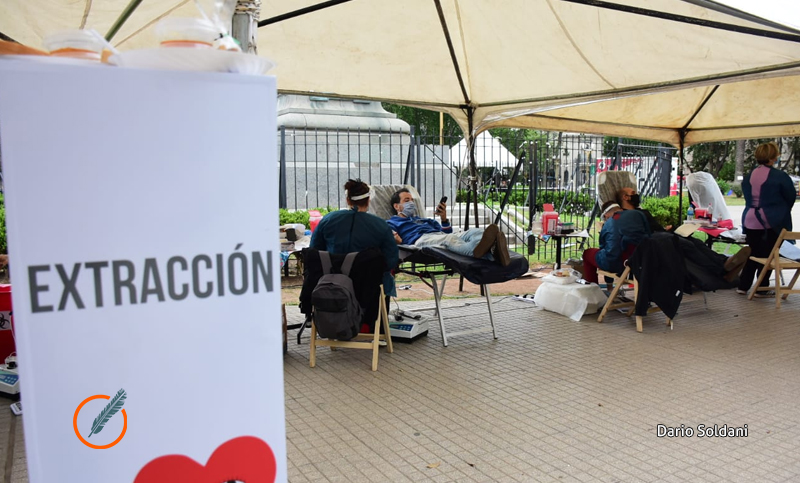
[73,394,127,449]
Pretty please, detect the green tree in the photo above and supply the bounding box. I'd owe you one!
[718,161,735,181]
[602,137,657,158]
[382,104,462,142]
[687,141,734,176]
[487,128,554,180]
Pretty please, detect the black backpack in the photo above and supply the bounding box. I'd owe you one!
[311,251,363,340]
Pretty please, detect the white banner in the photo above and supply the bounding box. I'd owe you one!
[0,60,285,482]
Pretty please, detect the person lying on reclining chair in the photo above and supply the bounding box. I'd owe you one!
[387,188,511,266]
[616,187,750,283]
[582,201,652,284]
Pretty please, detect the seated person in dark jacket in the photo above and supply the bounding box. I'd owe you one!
[617,187,750,282]
[311,179,400,297]
[386,188,511,266]
[617,187,672,232]
[581,201,652,283]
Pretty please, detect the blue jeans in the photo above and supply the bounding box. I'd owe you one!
[415,228,493,260]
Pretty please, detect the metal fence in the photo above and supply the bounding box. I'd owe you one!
[278,126,676,264]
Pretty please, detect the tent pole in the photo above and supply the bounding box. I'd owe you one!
[561,0,800,44]
[496,156,524,226]
[678,136,685,222]
[468,109,480,229]
[232,0,262,54]
[105,0,143,41]
[258,0,353,27]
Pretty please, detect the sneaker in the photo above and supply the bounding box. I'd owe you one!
[493,230,511,267]
[753,290,775,298]
[724,247,751,272]
[735,289,747,295]
[473,224,499,259]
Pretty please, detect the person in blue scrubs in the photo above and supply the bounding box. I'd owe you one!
[310,179,400,298]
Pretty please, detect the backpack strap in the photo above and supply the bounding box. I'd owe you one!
[340,252,359,277]
[318,251,333,275]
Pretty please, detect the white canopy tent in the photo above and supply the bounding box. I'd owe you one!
[449,131,518,170]
[4,0,800,222]
[3,0,800,146]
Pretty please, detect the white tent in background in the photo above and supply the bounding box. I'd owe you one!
[449,131,517,170]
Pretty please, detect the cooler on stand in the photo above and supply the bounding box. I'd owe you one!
[0,285,19,397]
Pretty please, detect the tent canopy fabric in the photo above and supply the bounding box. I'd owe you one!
[449,131,518,169]
[3,0,800,145]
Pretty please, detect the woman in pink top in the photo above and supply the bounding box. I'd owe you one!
[738,142,796,296]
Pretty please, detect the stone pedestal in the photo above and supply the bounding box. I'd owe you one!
[278,95,412,209]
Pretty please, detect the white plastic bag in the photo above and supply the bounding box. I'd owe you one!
[534,283,608,321]
[542,268,579,285]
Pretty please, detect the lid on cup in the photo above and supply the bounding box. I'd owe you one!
[155,17,220,46]
[43,30,106,56]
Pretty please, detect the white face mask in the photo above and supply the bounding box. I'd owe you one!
[400,201,417,218]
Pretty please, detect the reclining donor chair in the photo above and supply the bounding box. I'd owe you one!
[370,184,529,346]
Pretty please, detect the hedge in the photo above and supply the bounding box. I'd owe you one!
[279,207,333,229]
[640,195,690,228]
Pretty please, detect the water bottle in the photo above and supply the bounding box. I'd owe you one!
[706,203,713,220]
[531,215,543,236]
[687,205,694,221]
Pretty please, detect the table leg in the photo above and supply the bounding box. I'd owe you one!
[555,236,562,269]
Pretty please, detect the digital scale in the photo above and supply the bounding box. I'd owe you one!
[389,310,429,341]
[0,363,19,396]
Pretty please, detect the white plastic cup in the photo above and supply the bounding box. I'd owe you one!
[155,18,220,48]
[43,30,106,61]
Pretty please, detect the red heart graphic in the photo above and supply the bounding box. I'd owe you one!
[134,436,277,483]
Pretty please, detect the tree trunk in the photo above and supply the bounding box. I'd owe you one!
[734,139,745,185]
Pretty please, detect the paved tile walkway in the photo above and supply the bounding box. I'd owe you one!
[2,278,800,482]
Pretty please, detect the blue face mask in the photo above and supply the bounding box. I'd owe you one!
[401,201,417,218]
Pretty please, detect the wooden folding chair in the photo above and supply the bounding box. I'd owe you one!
[309,287,393,371]
[747,229,800,308]
[596,267,673,333]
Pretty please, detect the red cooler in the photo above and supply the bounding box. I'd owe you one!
[308,210,323,233]
[0,285,15,361]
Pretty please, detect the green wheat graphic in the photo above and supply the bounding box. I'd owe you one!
[86,388,127,439]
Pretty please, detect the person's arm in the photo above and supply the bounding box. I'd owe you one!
[603,224,623,263]
[425,218,445,232]
[595,222,620,269]
[309,217,327,250]
[435,201,453,233]
[742,174,752,205]
[387,217,410,244]
[641,209,664,232]
[380,225,400,270]
[779,172,797,208]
